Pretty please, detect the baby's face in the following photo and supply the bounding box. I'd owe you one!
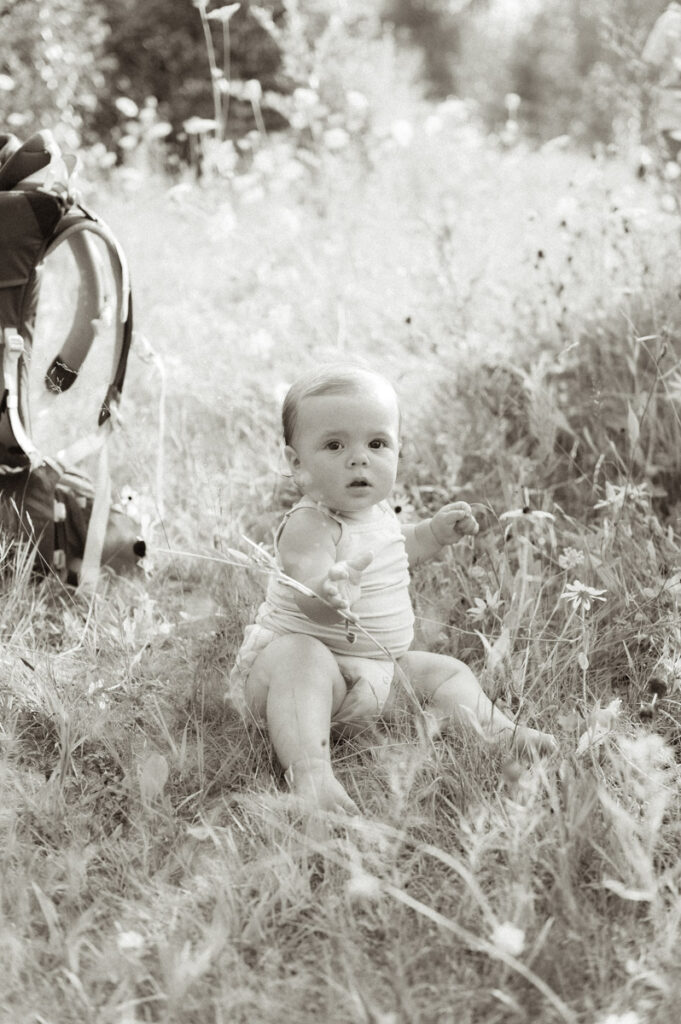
[285,382,400,515]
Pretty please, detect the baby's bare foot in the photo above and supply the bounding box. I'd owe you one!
[285,759,359,814]
[509,725,558,757]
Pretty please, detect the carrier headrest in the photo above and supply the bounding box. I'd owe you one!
[0,130,55,192]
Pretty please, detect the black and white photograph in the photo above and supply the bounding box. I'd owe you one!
[1,2,681,1022]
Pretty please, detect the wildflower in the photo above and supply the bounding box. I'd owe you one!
[466,588,501,621]
[250,5,280,39]
[558,546,584,570]
[490,921,525,957]
[206,3,241,23]
[115,96,139,119]
[324,128,350,152]
[500,120,519,146]
[561,579,607,613]
[594,481,650,512]
[293,87,318,110]
[499,508,555,523]
[243,79,262,104]
[183,116,219,135]
[467,598,488,622]
[589,698,622,729]
[575,698,621,756]
[147,121,172,140]
[499,507,555,544]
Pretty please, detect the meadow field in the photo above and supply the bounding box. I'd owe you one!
[3,89,681,1023]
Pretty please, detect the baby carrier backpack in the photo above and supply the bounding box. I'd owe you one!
[0,129,143,589]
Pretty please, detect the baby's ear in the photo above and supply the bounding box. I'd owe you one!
[284,445,300,472]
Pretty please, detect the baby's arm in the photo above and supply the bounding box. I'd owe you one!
[402,501,479,568]
[278,508,371,623]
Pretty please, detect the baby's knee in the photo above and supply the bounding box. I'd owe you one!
[253,633,343,696]
[244,634,346,720]
[272,633,338,670]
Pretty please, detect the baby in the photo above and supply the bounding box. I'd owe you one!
[230,365,556,813]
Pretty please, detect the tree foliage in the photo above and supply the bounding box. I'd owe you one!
[384,0,672,143]
[0,0,675,156]
[455,0,672,143]
[383,0,462,96]
[0,0,108,146]
[92,0,285,143]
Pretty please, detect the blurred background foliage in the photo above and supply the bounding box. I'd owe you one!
[0,0,673,166]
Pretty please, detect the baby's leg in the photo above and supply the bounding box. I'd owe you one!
[398,651,557,755]
[245,634,359,812]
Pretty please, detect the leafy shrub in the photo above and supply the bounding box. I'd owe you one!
[454,0,671,145]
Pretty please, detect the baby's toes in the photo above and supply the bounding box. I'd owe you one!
[513,727,558,758]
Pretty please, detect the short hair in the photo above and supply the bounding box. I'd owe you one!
[281,364,397,445]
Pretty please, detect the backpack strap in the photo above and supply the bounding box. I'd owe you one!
[43,229,105,396]
[0,327,42,469]
[42,211,133,592]
[43,207,133,427]
[0,130,133,445]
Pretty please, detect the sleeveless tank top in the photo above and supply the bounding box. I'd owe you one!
[254,496,414,658]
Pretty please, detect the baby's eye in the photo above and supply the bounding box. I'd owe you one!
[369,438,387,449]
[325,440,342,451]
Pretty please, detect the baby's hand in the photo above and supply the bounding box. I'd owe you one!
[430,502,479,545]
[320,552,373,616]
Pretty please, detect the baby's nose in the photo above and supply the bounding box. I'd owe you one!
[348,448,369,465]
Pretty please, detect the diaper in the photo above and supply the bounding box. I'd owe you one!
[228,623,277,717]
[229,624,394,725]
[333,654,394,725]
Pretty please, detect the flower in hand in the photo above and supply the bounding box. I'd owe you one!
[320,552,373,615]
[430,502,479,545]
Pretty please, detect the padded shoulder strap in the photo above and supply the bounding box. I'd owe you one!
[43,206,133,425]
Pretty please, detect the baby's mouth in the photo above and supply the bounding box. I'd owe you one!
[348,478,371,488]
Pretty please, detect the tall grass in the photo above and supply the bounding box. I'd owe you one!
[3,93,681,1023]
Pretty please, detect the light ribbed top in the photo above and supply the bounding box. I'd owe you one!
[255,496,414,658]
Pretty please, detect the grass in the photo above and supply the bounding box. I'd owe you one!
[3,99,681,1023]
